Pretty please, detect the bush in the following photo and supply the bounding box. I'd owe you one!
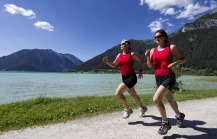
[172,65,184,93]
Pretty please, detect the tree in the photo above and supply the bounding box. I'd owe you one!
[172,65,183,92]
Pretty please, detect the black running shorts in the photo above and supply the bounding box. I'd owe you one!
[155,72,176,91]
[122,73,137,89]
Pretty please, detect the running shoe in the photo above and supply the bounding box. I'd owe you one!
[139,106,147,117]
[122,107,133,119]
[176,113,185,128]
[158,121,171,135]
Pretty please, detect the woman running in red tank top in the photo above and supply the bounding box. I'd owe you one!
[145,29,186,135]
[103,39,148,119]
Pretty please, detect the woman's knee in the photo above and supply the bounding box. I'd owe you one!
[115,90,120,97]
[115,83,127,96]
[115,89,124,97]
[153,97,161,105]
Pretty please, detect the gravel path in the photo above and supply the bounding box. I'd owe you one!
[1,97,217,139]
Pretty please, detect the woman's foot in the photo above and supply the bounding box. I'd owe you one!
[122,107,133,119]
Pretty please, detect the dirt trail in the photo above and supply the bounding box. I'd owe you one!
[1,97,217,139]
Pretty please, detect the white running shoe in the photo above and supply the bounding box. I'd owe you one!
[139,106,147,117]
[122,107,133,119]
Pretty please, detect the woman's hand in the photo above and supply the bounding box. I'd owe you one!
[138,71,143,79]
[145,49,150,57]
[167,63,176,69]
[145,49,153,68]
[102,56,109,63]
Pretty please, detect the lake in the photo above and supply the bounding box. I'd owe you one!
[0,71,217,105]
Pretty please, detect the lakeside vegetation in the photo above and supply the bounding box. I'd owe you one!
[198,76,217,82]
[1,90,217,133]
[68,68,217,76]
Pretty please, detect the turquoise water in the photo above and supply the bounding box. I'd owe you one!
[0,71,217,105]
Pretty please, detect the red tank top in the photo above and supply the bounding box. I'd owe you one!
[151,45,173,76]
[118,53,135,75]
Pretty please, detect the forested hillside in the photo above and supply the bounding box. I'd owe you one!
[170,27,217,71]
[70,9,217,75]
[71,28,217,75]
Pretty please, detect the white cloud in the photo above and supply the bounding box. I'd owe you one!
[34,21,54,31]
[164,8,176,15]
[140,0,217,20]
[176,3,204,19]
[176,1,217,19]
[140,0,194,10]
[166,22,174,26]
[148,18,169,32]
[4,4,36,19]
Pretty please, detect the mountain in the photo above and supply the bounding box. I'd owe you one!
[181,8,217,32]
[70,40,155,72]
[0,49,83,72]
[71,8,217,74]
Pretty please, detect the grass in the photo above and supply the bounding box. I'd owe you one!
[0,90,217,133]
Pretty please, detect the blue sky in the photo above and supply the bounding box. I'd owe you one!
[1,0,217,62]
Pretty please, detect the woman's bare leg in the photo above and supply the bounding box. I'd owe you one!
[165,91,180,115]
[153,85,170,121]
[127,87,143,107]
[115,83,129,108]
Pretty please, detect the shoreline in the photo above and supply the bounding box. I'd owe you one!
[1,97,217,139]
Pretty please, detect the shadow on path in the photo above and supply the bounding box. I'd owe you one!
[163,119,217,139]
[128,115,217,139]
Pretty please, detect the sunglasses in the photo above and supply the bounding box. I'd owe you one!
[154,35,163,39]
[121,43,127,45]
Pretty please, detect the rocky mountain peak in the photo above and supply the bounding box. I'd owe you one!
[181,8,217,32]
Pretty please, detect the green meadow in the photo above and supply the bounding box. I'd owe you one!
[0,89,217,133]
